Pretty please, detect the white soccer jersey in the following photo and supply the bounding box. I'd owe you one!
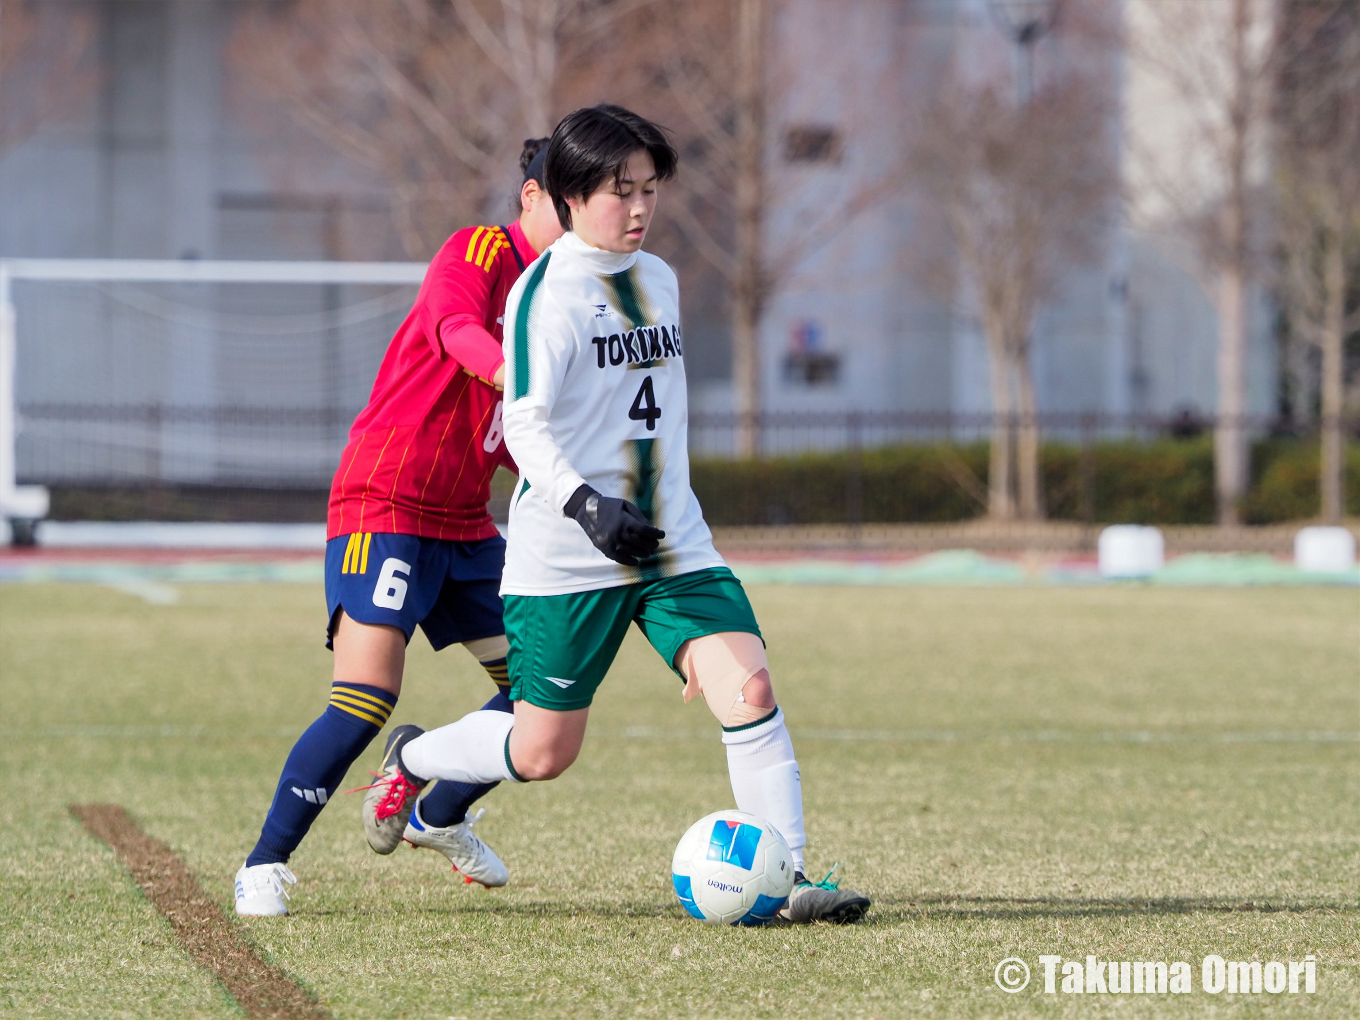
[499,230,725,595]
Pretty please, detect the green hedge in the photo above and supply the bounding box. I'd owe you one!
[1240,439,1360,523]
[690,438,1360,526]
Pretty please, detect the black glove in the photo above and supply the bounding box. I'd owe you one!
[564,484,665,566]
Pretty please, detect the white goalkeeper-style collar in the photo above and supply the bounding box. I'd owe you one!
[552,231,639,274]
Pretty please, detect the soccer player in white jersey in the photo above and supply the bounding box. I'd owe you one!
[363,105,869,923]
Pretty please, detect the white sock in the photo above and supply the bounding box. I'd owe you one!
[722,708,806,874]
[401,711,521,785]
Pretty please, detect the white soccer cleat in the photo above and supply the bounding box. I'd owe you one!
[404,804,509,888]
[234,862,297,917]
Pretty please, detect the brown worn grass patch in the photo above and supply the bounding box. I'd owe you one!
[70,803,327,1020]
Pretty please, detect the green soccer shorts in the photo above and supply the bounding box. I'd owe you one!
[503,567,763,711]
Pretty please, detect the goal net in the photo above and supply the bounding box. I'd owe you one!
[1,259,426,524]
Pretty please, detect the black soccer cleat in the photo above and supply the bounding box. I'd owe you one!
[779,864,871,924]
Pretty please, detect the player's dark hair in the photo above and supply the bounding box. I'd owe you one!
[511,137,551,215]
[543,105,678,230]
[520,137,550,184]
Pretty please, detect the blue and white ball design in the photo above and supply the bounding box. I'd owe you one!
[671,810,795,926]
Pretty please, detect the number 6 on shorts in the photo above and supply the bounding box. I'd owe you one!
[373,558,411,610]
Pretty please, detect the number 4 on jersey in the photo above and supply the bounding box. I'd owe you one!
[628,375,661,431]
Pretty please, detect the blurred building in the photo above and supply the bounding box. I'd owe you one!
[0,0,1278,477]
[0,0,404,262]
[0,0,411,490]
[691,0,1276,443]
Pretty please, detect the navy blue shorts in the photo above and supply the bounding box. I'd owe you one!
[324,532,506,651]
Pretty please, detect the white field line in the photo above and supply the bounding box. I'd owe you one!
[618,726,1360,745]
[99,578,179,605]
[37,521,328,549]
[7,725,1356,744]
[0,725,302,738]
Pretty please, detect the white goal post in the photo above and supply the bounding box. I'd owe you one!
[0,258,428,529]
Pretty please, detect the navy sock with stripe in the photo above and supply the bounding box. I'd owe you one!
[416,682,513,828]
[246,682,396,867]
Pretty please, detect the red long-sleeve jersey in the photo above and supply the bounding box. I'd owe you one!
[327,220,534,541]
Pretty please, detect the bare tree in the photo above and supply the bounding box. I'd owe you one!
[628,0,895,457]
[908,5,1119,520]
[732,0,764,461]
[234,0,887,444]
[449,0,663,135]
[1275,0,1360,524]
[1128,0,1277,526]
[0,0,97,158]
[230,0,655,257]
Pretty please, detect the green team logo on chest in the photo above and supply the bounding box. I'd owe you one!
[592,266,684,370]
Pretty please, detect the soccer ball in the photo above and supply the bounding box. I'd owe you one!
[671,810,795,926]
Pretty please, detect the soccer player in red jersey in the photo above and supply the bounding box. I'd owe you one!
[235,141,565,916]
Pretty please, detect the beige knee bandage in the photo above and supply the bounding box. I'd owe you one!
[676,632,774,728]
[464,634,510,691]
[463,634,509,663]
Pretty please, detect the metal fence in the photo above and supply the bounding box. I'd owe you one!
[687,408,1257,455]
[25,408,1355,526]
[20,405,1307,489]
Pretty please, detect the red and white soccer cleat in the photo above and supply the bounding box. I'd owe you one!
[354,724,427,854]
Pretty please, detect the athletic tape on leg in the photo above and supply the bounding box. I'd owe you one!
[677,631,773,729]
[401,711,520,785]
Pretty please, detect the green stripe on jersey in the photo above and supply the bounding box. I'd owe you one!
[628,437,669,581]
[513,252,552,400]
[603,267,652,329]
[629,438,660,522]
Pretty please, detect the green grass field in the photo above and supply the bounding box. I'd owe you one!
[1,581,1357,1018]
